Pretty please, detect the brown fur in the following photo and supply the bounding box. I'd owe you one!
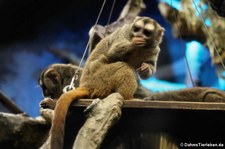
[49,17,164,149]
[39,64,82,99]
[146,87,225,102]
[39,64,82,109]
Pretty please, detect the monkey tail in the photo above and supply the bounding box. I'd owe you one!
[50,87,89,149]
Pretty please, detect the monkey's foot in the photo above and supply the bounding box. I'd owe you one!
[39,98,56,110]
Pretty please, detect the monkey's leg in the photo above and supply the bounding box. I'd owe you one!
[114,72,137,100]
[134,80,152,98]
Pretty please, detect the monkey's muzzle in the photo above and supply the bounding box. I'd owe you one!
[133,37,146,46]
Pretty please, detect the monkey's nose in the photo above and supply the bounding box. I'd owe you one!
[134,32,143,37]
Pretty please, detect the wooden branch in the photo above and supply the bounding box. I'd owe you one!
[73,93,124,149]
[48,47,80,65]
[158,2,207,43]
[39,94,124,149]
[106,0,145,35]
[117,0,146,20]
[71,98,225,111]
[0,112,50,149]
[0,91,24,114]
[89,0,145,52]
[158,1,225,69]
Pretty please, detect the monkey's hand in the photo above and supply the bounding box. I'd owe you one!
[137,63,152,79]
[39,98,56,110]
[132,37,146,47]
[140,63,150,72]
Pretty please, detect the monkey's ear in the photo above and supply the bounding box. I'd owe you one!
[135,16,141,19]
[38,73,43,85]
[159,27,165,35]
[44,69,61,82]
[161,27,165,32]
[39,66,51,85]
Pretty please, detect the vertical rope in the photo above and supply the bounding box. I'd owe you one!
[64,0,118,92]
[79,0,108,68]
[106,0,117,26]
[64,0,108,92]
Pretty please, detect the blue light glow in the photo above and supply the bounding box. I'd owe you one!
[205,18,211,26]
[140,77,186,92]
[0,52,59,117]
[159,0,181,10]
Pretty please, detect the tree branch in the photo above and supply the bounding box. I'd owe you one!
[73,93,123,149]
[0,112,50,149]
[0,91,24,114]
[47,47,80,65]
[158,1,225,72]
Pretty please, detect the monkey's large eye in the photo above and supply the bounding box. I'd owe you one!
[143,29,152,37]
[133,26,141,32]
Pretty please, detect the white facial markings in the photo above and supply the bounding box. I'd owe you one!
[135,20,144,28]
[145,23,155,31]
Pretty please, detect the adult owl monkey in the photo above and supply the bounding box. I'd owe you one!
[49,16,164,149]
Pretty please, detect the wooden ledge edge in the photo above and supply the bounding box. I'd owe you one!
[72,99,225,111]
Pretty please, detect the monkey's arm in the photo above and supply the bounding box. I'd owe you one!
[107,41,134,62]
[138,46,160,79]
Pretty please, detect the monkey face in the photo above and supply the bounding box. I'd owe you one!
[131,17,165,47]
[39,69,62,99]
[132,20,154,39]
[131,19,154,47]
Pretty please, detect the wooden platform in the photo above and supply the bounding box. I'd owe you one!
[67,99,225,149]
[73,99,225,111]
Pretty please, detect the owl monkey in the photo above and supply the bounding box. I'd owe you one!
[39,64,82,109]
[49,17,165,149]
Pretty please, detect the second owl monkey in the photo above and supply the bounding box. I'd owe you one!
[49,17,164,149]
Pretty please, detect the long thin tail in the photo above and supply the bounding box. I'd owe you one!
[50,87,89,149]
[147,87,225,102]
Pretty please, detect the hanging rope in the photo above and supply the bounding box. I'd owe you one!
[63,0,108,93]
[79,0,108,68]
[192,0,225,70]
[106,0,117,26]
[170,0,196,87]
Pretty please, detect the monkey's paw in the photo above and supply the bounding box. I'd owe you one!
[140,63,150,72]
[133,37,146,47]
[40,98,56,110]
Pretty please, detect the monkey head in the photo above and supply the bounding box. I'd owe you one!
[39,64,82,100]
[130,17,165,47]
[39,68,63,99]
